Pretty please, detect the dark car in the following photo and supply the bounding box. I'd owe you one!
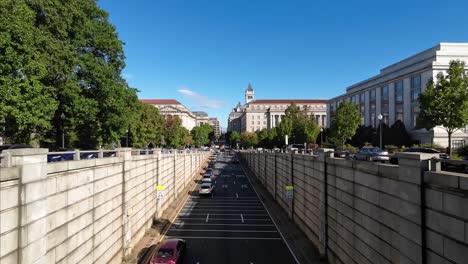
[48,153,74,162]
[151,239,186,264]
[404,147,449,159]
[354,147,390,162]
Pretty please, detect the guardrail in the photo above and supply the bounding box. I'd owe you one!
[431,158,468,174]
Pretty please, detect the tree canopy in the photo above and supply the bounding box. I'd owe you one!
[329,101,360,149]
[191,124,214,147]
[0,0,158,149]
[418,60,468,155]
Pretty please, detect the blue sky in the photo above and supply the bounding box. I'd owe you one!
[98,0,468,129]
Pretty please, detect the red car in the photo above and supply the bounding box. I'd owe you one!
[151,239,186,264]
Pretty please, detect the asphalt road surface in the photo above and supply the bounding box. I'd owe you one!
[165,152,298,264]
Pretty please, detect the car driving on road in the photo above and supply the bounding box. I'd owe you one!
[199,182,214,196]
[354,147,390,162]
[151,239,186,264]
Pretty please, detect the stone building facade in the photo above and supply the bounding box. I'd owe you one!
[327,43,468,147]
[228,84,328,133]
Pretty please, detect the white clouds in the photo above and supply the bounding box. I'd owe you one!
[177,87,224,109]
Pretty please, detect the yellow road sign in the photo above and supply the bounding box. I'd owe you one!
[156,185,166,191]
[285,185,294,190]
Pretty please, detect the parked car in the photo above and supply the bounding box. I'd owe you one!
[287,144,305,152]
[199,183,215,196]
[404,147,449,159]
[354,147,390,162]
[150,239,186,264]
[48,153,74,162]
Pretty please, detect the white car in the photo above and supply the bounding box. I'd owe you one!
[199,183,214,196]
[201,177,212,184]
[203,172,214,179]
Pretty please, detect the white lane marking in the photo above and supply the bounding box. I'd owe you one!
[181,209,265,212]
[205,213,210,223]
[182,205,264,208]
[185,201,261,204]
[180,213,268,216]
[243,166,301,264]
[189,197,258,200]
[170,229,277,233]
[170,236,281,240]
[176,218,272,221]
[173,223,275,227]
[241,184,248,189]
[234,181,236,184]
[236,193,239,198]
[241,214,244,223]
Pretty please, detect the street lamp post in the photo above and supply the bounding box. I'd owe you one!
[60,113,65,149]
[378,114,383,149]
[320,127,324,147]
[126,129,129,147]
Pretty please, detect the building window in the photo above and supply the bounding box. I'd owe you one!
[411,75,421,128]
[370,89,376,127]
[453,140,465,150]
[263,121,266,125]
[411,75,421,102]
[251,121,254,125]
[359,93,365,125]
[395,80,404,122]
[257,121,260,125]
[381,86,389,125]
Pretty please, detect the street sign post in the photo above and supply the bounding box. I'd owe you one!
[156,185,166,200]
[285,185,294,200]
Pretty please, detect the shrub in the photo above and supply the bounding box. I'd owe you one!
[385,145,400,153]
[457,146,468,157]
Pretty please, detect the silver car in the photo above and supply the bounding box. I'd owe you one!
[354,147,390,162]
[199,183,214,196]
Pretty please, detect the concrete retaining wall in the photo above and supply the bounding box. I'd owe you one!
[240,151,468,264]
[0,149,209,264]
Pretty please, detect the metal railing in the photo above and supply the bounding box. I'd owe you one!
[431,158,468,174]
[47,149,118,162]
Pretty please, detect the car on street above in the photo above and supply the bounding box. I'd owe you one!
[150,239,186,264]
[199,183,214,196]
[403,147,449,159]
[354,147,390,162]
[287,144,305,152]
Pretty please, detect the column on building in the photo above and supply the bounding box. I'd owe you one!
[321,115,326,127]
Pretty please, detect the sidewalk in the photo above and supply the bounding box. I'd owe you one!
[241,163,328,264]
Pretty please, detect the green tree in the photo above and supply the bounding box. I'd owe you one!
[0,0,139,149]
[275,117,293,146]
[191,124,213,147]
[0,1,58,143]
[240,132,258,148]
[418,60,468,155]
[164,115,188,148]
[329,102,360,149]
[129,103,164,148]
[229,131,241,147]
